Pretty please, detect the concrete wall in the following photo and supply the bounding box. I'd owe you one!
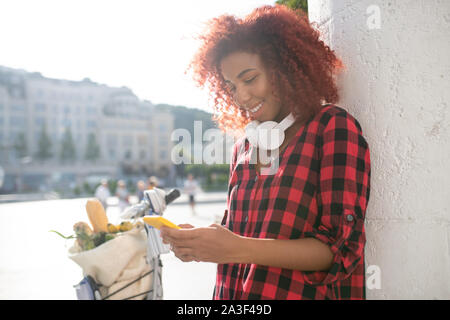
[309,0,450,299]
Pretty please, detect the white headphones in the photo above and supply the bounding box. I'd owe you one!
[244,113,296,151]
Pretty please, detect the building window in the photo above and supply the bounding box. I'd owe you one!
[64,105,70,115]
[159,123,168,132]
[137,135,147,145]
[159,136,169,147]
[10,116,26,127]
[86,120,97,129]
[61,119,71,127]
[86,106,96,115]
[34,103,46,112]
[9,131,21,144]
[35,117,45,126]
[122,135,133,147]
[107,134,117,147]
[12,105,25,112]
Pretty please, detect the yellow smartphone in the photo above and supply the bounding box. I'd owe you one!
[143,216,181,230]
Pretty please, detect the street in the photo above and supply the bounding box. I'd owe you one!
[0,195,227,300]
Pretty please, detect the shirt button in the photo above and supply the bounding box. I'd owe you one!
[254,175,258,181]
[346,214,354,222]
[244,216,248,223]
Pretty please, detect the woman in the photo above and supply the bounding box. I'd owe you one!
[161,5,371,300]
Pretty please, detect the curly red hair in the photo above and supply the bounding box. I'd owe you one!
[187,4,344,135]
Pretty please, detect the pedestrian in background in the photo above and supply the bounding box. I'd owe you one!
[94,179,110,210]
[115,180,129,213]
[136,180,146,202]
[148,176,159,190]
[183,174,199,216]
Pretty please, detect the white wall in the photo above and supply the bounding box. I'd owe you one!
[309,0,450,299]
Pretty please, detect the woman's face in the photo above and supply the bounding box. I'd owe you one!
[220,51,288,123]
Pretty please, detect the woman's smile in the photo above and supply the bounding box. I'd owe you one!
[247,101,264,119]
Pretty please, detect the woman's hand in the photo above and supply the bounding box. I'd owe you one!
[160,223,244,264]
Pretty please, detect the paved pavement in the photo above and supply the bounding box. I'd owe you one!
[0,193,227,300]
[0,190,228,205]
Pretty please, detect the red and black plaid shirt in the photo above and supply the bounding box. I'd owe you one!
[213,104,371,300]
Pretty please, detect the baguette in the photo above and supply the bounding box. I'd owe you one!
[85,198,109,233]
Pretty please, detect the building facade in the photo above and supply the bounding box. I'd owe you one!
[0,65,174,193]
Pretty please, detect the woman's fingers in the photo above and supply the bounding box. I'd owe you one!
[178,255,197,263]
[172,246,192,256]
[159,225,222,263]
[172,246,198,262]
[178,223,195,229]
[160,230,197,249]
[160,226,199,241]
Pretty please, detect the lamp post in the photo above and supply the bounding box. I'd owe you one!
[0,143,12,190]
[0,165,4,189]
[0,143,12,165]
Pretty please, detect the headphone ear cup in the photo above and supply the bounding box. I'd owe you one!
[256,121,284,150]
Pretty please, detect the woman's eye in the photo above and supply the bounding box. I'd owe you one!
[244,76,257,83]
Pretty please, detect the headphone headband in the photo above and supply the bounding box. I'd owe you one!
[244,113,296,151]
[274,113,296,131]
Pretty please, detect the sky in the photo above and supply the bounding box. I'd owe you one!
[0,0,276,113]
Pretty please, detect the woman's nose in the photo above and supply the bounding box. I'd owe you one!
[234,88,252,109]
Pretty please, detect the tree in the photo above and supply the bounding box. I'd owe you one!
[154,104,216,137]
[85,132,101,163]
[60,127,76,163]
[35,124,52,162]
[275,0,308,13]
[14,132,28,159]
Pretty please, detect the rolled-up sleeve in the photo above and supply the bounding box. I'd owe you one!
[303,111,371,286]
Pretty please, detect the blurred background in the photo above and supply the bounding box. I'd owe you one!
[1,0,298,200]
[0,0,304,300]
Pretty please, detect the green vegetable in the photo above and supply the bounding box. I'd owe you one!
[104,233,115,242]
[92,232,106,247]
[51,229,115,251]
[49,230,76,239]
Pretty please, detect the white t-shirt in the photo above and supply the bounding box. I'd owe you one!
[95,185,110,202]
[184,179,199,196]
